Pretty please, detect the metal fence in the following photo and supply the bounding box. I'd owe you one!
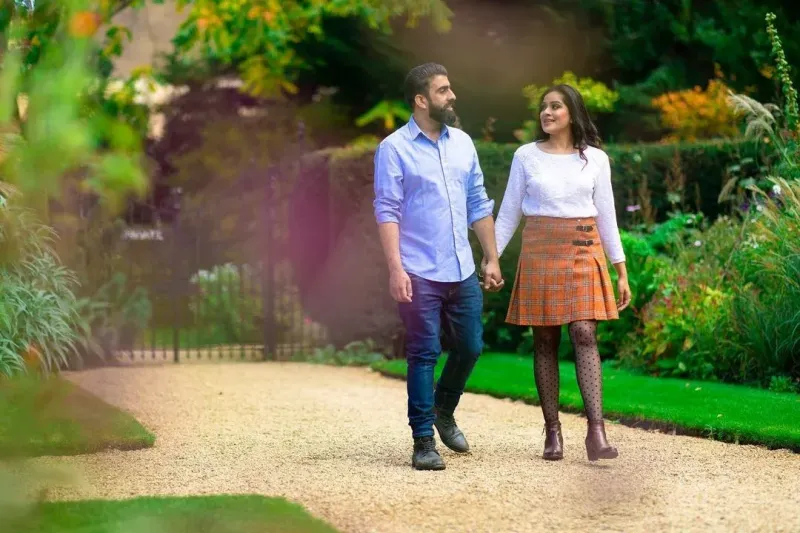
[77,163,330,366]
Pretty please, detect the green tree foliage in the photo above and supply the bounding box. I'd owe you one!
[559,0,800,141]
[0,1,160,376]
[0,0,152,210]
[572,0,800,96]
[166,0,453,98]
[355,99,410,132]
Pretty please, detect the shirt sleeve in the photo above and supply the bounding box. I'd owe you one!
[494,149,526,257]
[373,141,404,224]
[466,143,495,227]
[593,153,626,264]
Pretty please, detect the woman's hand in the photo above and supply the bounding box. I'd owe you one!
[611,261,631,311]
[616,276,631,311]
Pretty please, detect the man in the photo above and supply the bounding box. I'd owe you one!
[373,62,504,471]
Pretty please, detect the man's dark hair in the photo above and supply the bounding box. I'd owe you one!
[404,63,448,108]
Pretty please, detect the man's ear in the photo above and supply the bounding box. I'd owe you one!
[414,94,428,110]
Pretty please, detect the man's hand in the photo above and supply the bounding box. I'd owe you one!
[389,269,413,303]
[471,216,504,292]
[616,276,632,311]
[480,256,505,292]
[377,223,411,303]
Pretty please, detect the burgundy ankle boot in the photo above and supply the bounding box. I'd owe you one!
[542,420,563,460]
[585,419,618,461]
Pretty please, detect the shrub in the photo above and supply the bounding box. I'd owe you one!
[291,339,386,367]
[0,254,90,377]
[0,200,89,376]
[75,272,152,368]
[190,263,263,345]
[616,11,800,386]
[636,281,733,380]
[718,178,800,385]
[596,230,669,359]
[619,278,726,380]
[697,15,800,386]
[651,77,740,142]
[189,262,326,346]
[617,188,800,387]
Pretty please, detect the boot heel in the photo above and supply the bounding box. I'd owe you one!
[586,443,598,462]
[585,420,618,462]
[585,440,617,461]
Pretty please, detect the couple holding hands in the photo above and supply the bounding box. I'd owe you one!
[373,63,631,470]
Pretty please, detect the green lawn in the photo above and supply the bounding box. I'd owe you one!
[0,382,338,533]
[373,353,800,451]
[0,376,155,457]
[8,495,340,533]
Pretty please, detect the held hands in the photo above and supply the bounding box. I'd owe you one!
[480,256,505,292]
[388,259,504,301]
[616,276,632,311]
[389,268,413,303]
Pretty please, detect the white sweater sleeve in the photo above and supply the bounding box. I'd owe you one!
[593,153,626,264]
[494,150,526,257]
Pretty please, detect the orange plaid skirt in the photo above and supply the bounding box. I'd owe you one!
[505,216,619,326]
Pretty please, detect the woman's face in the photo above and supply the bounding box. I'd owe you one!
[539,91,571,136]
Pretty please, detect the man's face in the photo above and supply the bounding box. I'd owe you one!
[419,75,457,126]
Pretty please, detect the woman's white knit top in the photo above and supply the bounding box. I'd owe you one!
[494,141,626,264]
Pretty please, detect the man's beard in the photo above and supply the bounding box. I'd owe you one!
[429,102,459,127]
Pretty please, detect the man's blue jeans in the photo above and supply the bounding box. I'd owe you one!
[398,272,484,439]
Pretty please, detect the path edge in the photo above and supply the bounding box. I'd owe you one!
[371,366,800,454]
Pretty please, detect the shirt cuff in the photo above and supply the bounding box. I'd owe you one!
[375,211,401,224]
[468,202,495,227]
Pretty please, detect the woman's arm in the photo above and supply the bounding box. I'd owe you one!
[593,153,631,309]
[593,153,625,265]
[494,149,527,257]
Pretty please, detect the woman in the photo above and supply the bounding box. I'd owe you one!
[492,84,631,461]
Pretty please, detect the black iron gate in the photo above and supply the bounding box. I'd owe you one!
[78,161,329,365]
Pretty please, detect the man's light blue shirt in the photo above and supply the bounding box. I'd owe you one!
[373,116,495,283]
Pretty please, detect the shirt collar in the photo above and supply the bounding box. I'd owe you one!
[408,115,450,141]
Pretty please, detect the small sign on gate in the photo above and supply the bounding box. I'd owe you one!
[122,228,165,241]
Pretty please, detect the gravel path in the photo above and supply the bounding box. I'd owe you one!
[25,363,800,533]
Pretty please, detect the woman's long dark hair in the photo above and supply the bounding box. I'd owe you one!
[535,83,601,166]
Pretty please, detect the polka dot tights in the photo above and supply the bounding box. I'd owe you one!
[533,326,562,424]
[533,320,604,424]
[569,320,604,422]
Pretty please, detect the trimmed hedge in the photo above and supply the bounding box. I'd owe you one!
[295,138,766,351]
[296,145,405,349]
